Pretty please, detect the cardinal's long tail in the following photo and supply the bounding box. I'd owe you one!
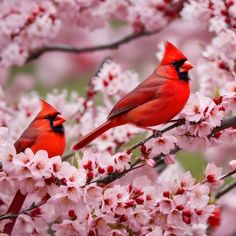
[73,120,117,150]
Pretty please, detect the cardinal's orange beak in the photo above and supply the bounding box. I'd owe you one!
[180,60,193,73]
[53,114,66,127]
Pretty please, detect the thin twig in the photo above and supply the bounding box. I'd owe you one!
[88,161,146,186]
[219,169,236,180]
[216,179,236,199]
[0,201,44,221]
[85,150,173,186]
[127,119,185,153]
[80,57,113,117]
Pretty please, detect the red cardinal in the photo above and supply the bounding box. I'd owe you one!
[4,100,66,235]
[73,41,193,151]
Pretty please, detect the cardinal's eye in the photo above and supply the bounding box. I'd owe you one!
[45,115,51,120]
[172,61,178,66]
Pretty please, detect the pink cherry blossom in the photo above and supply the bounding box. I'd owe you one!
[164,154,176,165]
[146,134,177,157]
[159,199,175,214]
[229,160,236,169]
[190,184,210,209]
[52,219,86,236]
[30,150,51,179]
[204,162,223,187]
[92,59,139,99]
[182,92,212,122]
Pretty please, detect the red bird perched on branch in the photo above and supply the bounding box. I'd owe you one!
[4,100,66,235]
[73,41,193,151]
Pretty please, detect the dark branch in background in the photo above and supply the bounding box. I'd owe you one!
[216,179,236,199]
[27,30,161,62]
[26,0,186,63]
[25,0,186,62]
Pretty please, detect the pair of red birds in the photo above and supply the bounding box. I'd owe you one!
[4,42,193,234]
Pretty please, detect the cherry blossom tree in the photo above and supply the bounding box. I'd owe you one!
[0,0,236,235]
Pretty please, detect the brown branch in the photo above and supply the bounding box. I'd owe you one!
[87,159,146,186]
[209,115,236,137]
[26,0,186,63]
[23,0,185,62]
[27,30,161,62]
[216,179,236,199]
[78,120,186,186]
[127,119,186,153]
[219,169,236,180]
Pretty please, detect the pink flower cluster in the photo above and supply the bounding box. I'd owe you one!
[92,59,139,99]
[141,90,235,161]
[0,1,60,67]
[182,0,236,95]
[176,92,225,151]
[0,0,184,69]
[1,66,235,164]
[0,139,224,235]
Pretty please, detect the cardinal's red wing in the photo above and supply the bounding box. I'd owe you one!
[107,77,162,119]
[14,126,39,154]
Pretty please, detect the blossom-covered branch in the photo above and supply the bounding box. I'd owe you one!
[209,115,236,137]
[85,115,236,186]
[127,119,186,153]
[26,30,160,62]
[0,201,44,221]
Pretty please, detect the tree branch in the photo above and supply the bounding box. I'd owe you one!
[0,201,44,221]
[27,30,160,62]
[63,115,236,161]
[216,179,236,199]
[210,115,236,136]
[127,119,185,153]
[25,0,186,62]
[219,169,236,180]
